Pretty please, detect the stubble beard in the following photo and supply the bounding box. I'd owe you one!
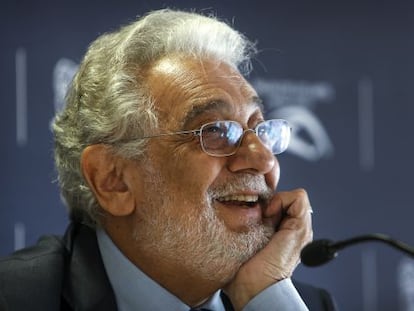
[133,161,274,283]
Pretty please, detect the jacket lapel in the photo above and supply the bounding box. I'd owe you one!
[61,223,118,311]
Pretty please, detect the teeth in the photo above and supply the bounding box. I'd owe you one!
[218,195,259,203]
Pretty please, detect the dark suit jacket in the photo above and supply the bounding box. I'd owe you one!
[0,223,337,310]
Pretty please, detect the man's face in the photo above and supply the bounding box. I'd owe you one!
[130,56,281,280]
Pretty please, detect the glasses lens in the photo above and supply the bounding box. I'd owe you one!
[200,121,243,155]
[256,119,291,154]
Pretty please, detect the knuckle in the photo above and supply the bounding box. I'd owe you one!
[293,188,308,198]
[293,188,310,208]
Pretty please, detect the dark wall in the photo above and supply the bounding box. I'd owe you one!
[2,1,414,310]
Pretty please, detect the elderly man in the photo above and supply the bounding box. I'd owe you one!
[0,9,336,311]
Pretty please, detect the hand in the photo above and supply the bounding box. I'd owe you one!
[224,188,313,311]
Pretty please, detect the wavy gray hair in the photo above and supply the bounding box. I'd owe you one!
[52,9,257,227]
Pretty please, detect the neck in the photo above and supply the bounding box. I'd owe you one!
[135,256,223,306]
[102,219,234,307]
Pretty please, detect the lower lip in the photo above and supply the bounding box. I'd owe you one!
[216,200,262,218]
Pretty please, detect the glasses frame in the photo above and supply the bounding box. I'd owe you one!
[138,119,291,157]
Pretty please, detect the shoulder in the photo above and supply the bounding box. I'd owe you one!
[293,279,338,311]
[0,234,66,278]
[0,224,116,311]
[0,233,66,273]
[0,234,67,310]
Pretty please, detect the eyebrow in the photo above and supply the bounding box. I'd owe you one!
[182,96,264,129]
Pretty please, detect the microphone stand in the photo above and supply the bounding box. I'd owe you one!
[331,233,414,257]
[301,233,414,267]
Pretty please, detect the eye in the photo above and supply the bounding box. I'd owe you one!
[203,123,226,137]
[200,122,227,151]
[200,121,242,150]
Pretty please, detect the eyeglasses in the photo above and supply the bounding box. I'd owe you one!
[139,119,291,157]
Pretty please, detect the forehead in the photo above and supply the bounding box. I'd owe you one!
[145,56,262,128]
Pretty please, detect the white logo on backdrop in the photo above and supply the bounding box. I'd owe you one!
[253,79,335,161]
[53,58,78,115]
[398,258,414,311]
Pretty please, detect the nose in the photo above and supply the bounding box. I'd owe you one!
[227,130,277,176]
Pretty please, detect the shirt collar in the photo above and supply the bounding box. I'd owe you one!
[96,228,225,311]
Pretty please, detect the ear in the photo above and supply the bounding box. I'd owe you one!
[81,144,135,217]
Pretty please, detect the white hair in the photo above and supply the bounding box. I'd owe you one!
[52,9,257,227]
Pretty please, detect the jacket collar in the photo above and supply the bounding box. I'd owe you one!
[61,223,118,311]
[60,223,235,311]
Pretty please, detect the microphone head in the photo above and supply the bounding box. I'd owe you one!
[301,239,338,267]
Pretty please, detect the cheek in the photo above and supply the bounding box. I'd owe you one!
[147,140,226,204]
[167,152,224,200]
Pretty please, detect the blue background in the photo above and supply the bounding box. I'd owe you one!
[2,1,414,310]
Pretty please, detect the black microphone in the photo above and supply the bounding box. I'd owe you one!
[301,233,414,267]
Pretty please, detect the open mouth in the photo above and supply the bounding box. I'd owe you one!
[216,194,259,208]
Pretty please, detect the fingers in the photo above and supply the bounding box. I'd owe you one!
[277,188,313,242]
[263,188,313,272]
[281,188,312,218]
[264,188,311,217]
[263,188,313,237]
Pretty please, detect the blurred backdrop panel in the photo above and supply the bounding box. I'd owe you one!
[1,1,414,310]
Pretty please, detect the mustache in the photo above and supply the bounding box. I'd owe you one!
[207,174,274,202]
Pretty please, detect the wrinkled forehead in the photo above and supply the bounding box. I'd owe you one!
[144,56,262,129]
